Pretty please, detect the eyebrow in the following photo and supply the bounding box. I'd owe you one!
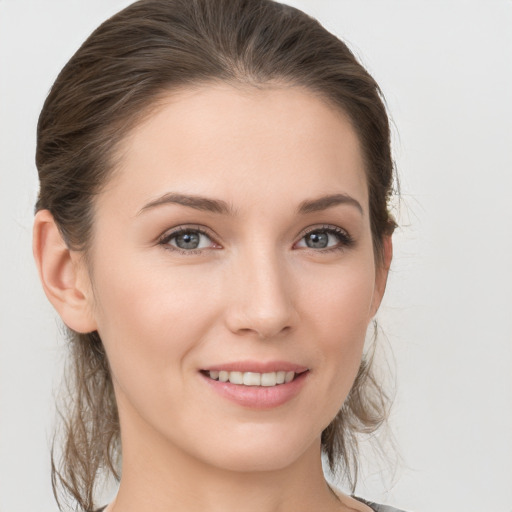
[297,193,363,215]
[138,192,363,216]
[138,192,233,216]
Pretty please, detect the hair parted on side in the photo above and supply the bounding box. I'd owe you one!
[35,0,396,510]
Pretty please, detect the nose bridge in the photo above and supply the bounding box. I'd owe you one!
[225,242,296,339]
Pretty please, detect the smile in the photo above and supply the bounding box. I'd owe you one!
[205,370,297,387]
[200,365,310,409]
[199,360,311,409]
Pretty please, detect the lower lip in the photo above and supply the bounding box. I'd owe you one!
[200,371,309,409]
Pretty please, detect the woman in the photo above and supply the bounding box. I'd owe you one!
[32,0,401,511]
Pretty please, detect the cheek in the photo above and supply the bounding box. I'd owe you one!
[89,253,222,390]
[298,259,376,403]
[299,254,376,339]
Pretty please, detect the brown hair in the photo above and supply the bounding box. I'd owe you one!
[35,0,396,510]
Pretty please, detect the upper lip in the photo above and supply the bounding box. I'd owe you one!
[201,361,309,373]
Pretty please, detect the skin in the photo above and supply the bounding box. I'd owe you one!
[34,84,392,512]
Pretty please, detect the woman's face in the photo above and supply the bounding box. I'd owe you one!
[81,84,389,472]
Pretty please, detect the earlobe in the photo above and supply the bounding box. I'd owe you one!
[370,235,393,317]
[33,210,97,333]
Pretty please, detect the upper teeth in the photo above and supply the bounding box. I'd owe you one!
[208,370,296,387]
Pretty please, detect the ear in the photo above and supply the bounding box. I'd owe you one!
[370,235,393,317]
[33,210,97,333]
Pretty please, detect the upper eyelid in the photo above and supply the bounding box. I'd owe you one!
[159,223,348,236]
[297,224,350,238]
[158,224,217,242]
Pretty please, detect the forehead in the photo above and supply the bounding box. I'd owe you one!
[102,84,368,216]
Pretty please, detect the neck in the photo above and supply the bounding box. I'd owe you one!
[109,405,344,512]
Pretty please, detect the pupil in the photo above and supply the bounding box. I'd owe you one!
[176,232,200,249]
[306,231,328,248]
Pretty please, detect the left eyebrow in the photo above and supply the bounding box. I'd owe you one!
[297,193,364,215]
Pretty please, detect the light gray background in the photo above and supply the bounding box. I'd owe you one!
[1,1,511,511]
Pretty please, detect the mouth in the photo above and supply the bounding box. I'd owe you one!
[200,369,307,387]
[199,364,310,408]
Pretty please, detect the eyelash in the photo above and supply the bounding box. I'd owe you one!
[158,224,354,255]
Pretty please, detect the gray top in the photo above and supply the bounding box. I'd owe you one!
[355,496,407,512]
[96,498,407,512]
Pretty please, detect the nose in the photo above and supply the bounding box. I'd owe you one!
[224,247,298,340]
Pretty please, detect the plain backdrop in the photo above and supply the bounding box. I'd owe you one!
[1,1,511,511]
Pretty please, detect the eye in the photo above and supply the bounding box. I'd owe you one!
[159,226,219,253]
[295,226,353,251]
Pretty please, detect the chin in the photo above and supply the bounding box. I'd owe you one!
[192,425,320,474]
[208,449,305,474]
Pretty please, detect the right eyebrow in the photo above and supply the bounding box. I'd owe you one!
[137,192,234,216]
